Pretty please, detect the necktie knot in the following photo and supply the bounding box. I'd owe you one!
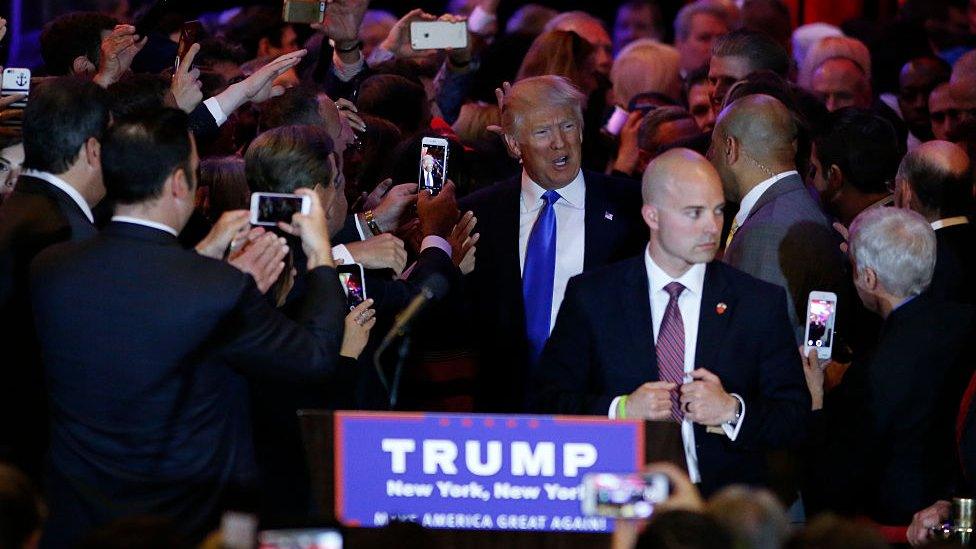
[664,281,685,300]
[542,189,561,207]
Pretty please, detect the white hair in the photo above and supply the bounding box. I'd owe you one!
[798,36,871,89]
[611,39,682,104]
[791,23,843,68]
[849,207,936,298]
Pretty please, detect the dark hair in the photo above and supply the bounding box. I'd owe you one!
[344,114,403,204]
[106,73,169,118]
[900,149,974,217]
[638,106,695,150]
[258,86,324,132]
[814,108,901,195]
[40,12,117,76]
[199,156,250,222]
[196,38,249,68]
[618,1,665,39]
[102,109,193,205]
[741,0,793,53]
[0,465,45,549]
[245,125,335,193]
[357,75,430,137]
[712,29,791,78]
[22,77,111,174]
[635,510,734,549]
[683,64,711,102]
[224,6,291,60]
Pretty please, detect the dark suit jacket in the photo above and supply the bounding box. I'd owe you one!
[30,222,346,547]
[531,258,810,496]
[809,295,975,524]
[930,221,976,304]
[459,170,646,412]
[0,175,97,481]
[723,173,848,338]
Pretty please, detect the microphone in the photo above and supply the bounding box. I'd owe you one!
[373,273,449,408]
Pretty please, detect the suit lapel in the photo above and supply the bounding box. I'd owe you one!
[742,173,803,226]
[583,171,615,270]
[695,262,735,370]
[621,255,658,380]
[496,177,526,316]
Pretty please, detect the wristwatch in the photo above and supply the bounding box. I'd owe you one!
[335,40,363,54]
[363,210,383,236]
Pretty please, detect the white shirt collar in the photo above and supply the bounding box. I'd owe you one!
[22,169,95,223]
[931,216,969,230]
[734,170,798,226]
[110,215,179,237]
[644,247,707,298]
[520,169,586,212]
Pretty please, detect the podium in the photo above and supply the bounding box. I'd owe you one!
[298,410,685,530]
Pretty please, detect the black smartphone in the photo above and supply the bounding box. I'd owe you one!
[337,263,367,310]
[175,20,205,72]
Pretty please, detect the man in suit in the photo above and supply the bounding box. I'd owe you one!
[30,109,348,547]
[460,75,646,412]
[532,148,808,496]
[0,77,110,482]
[710,94,848,336]
[802,207,974,526]
[893,140,975,304]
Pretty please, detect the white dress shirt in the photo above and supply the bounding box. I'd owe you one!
[609,251,745,484]
[21,170,94,223]
[734,170,798,227]
[519,169,586,333]
[110,215,179,236]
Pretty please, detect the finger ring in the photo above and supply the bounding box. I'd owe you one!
[683,402,691,414]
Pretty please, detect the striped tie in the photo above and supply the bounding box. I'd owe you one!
[657,281,686,422]
[724,219,739,249]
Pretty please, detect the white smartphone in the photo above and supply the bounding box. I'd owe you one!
[410,21,468,50]
[337,263,367,310]
[804,291,838,360]
[419,137,449,196]
[581,472,670,519]
[1,68,30,109]
[604,105,629,136]
[249,192,311,226]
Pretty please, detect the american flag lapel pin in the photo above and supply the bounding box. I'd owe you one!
[604,211,614,221]
[716,302,728,315]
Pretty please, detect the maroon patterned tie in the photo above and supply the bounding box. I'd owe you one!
[657,281,686,422]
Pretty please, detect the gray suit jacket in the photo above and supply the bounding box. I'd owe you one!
[723,173,848,338]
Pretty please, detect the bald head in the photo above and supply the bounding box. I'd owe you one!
[897,140,973,219]
[643,147,723,205]
[716,94,797,166]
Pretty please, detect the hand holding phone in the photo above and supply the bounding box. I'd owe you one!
[337,263,367,309]
[0,68,29,109]
[283,0,327,24]
[804,291,837,360]
[581,472,671,519]
[418,137,449,196]
[410,21,468,50]
[175,21,205,73]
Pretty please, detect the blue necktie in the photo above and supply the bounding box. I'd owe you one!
[523,189,560,363]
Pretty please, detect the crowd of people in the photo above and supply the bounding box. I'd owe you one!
[1,0,976,546]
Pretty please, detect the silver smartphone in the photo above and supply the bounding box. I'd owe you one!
[410,21,468,50]
[804,291,838,360]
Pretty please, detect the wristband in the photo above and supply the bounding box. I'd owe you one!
[364,210,383,236]
[616,396,629,419]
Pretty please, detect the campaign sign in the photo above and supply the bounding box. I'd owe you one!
[334,412,645,533]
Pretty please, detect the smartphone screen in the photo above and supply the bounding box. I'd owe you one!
[258,528,342,549]
[337,264,366,309]
[805,298,836,352]
[253,194,306,226]
[419,142,447,195]
[175,21,204,72]
[581,473,670,519]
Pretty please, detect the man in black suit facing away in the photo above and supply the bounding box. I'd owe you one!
[460,75,646,412]
[0,77,110,482]
[532,148,809,496]
[893,140,975,304]
[30,109,348,547]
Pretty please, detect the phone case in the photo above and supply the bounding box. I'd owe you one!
[1,69,30,109]
[283,0,326,24]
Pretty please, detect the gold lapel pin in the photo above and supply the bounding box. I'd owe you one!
[716,302,728,315]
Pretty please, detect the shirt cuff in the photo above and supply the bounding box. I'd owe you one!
[353,214,368,241]
[467,5,497,35]
[331,44,365,82]
[203,97,228,127]
[721,393,745,441]
[332,244,355,266]
[421,235,452,258]
[608,396,622,419]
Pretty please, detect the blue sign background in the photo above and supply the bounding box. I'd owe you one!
[334,412,644,533]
